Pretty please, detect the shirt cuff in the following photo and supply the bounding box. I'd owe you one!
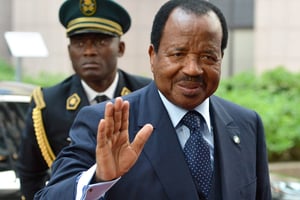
[76,164,120,200]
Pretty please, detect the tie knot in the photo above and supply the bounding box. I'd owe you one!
[94,95,110,103]
[181,111,203,131]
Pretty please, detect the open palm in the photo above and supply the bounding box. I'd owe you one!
[95,97,153,182]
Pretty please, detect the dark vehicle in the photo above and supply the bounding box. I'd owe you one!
[271,173,300,200]
[0,81,36,200]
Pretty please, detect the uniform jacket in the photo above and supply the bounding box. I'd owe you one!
[17,69,151,200]
[34,81,271,200]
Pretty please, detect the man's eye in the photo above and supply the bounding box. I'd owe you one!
[171,52,185,57]
[200,55,219,65]
[200,55,210,60]
[95,38,112,47]
[95,40,104,46]
[78,41,85,47]
[174,53,183,57]
[72,40,84,47]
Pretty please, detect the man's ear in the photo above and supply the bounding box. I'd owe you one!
[67,44,71,59]
[118,41,125,57]
[148,44,156,72]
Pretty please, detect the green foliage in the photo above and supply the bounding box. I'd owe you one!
[0,59,67,87]
[216,67,300,161]
[23,72,67,87]
[0,60,15,80]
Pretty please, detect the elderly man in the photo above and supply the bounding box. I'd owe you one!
[34,1,271,199]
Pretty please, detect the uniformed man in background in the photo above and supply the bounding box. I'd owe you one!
[17,0,151,199]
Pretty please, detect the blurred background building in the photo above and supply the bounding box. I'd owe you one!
[1,0,300,80]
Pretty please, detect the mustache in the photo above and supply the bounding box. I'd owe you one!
[178,75,204,83]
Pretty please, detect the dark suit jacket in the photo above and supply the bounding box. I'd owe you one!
[17,69,151,200]
[34,81,271,200]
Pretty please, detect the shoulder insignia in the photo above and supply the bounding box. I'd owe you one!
[121,87,131,96]
[66,93,81,110]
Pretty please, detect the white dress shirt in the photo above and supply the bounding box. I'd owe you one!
[81,72,119,104]
[158,91,214,167]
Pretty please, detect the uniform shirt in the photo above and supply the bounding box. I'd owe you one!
[81,72,119,104]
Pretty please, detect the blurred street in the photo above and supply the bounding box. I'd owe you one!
[269,162,300,200]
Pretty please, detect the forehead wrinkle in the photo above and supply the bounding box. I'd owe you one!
[160,8,222,54]
[168,8,222,37]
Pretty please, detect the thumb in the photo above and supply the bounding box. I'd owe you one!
[131,124,153,155]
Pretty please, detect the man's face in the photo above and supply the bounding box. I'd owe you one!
[149,8,223,110]
[68,33,124,87]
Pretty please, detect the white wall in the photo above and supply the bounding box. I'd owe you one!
[255,0,300,74]
[9,0,168,79]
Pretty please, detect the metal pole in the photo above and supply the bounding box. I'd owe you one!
[15,57,22,82]
[228,0,235,77]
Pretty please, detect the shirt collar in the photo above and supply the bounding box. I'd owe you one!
[158,90,211,131]
[81,72,119,103]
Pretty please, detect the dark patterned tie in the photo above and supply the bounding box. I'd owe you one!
[94,95,110,103]
[182,111,212,199]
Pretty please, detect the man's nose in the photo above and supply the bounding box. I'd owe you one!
[83,40,98,54]
[182,55,203,75]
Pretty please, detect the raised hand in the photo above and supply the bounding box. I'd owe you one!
[95,97,153,182]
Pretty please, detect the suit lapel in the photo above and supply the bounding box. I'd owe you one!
[132,85,244,199]
[138,83,200,200]
[210,96,243,199]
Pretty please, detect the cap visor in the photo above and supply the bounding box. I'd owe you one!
[68,29,118,37]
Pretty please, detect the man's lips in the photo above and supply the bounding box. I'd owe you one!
[82,62,99,68]
[177,81,204,95]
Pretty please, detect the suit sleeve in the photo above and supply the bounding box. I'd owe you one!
[34,104,104,199]
[255,112,272,200]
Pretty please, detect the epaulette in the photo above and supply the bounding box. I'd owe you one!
[32,87,56,167]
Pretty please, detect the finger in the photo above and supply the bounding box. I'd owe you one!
[104,102,114,139]
[131,124,153,155]
[97,119,106,148]
[113,97,123,134]
[120,100,129,133]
